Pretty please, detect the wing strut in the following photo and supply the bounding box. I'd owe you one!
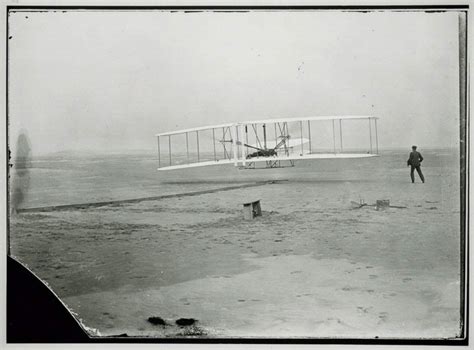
[212,128,217,161]
[196,131,200,162]
[157,136,161,168]
[300,121,304,155]
[168,135,172,166]
[263,124,267,149]
[375,119,379,154]
[274,123,277,149]
[240,124,246,166]
[369,118,373,153]
[222,127,229,159]
[339,119,343,152]
[232,125,237,166]
[186,132,189,163]
[245,125,249,160]
[307,120,312,154]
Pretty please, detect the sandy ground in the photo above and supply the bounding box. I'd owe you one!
[10,173,462,339]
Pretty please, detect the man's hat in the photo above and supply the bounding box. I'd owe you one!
[412,145,417,149]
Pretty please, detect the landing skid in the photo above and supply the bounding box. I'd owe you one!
[239,160,295,170]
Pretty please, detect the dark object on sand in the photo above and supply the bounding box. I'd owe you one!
[376,199,390,211]
[351,200,368,209]
[176,318,197,326]
[243,200,262,219]
[148,316,167,326]
[351,200,407,210]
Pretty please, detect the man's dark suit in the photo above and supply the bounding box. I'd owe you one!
[407,151,425,183]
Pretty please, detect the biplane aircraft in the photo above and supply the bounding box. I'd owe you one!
[156,116,379,171]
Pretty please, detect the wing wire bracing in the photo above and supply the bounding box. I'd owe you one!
[156,116,379,171]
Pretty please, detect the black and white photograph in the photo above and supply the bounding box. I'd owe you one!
[5,4,468,344]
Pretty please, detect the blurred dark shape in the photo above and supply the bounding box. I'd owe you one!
[10,131,31,215]
[148,316,167,326]
[175,318,197,326]
[7,256,89,342]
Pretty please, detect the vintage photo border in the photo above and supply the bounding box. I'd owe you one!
[2,2,470,345]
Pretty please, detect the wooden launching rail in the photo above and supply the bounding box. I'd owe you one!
[15,181,287,214]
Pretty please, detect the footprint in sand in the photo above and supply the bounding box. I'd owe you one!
[237,299,246,302]
[290,270,302,274]
[342,286,355,291]
[357,306,369,314]
[402,277,412,282]
[369,275,378,279]
[378,312,389,323]
[357,306,372,314]
[325,317,349,327]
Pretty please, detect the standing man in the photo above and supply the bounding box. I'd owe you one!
[407,145,425,183]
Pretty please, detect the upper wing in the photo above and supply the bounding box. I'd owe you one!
[240,115,376,125]
[155,123,234,137]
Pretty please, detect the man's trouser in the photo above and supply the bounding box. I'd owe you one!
[410,165,425,183]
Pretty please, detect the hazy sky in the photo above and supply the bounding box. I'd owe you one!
[8,10,461,155]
